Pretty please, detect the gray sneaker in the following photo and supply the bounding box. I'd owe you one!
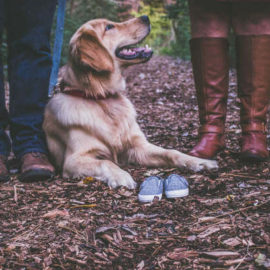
[138,176,163,203]
[164,174,189,198]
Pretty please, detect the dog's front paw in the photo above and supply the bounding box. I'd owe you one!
[107,170,137,189]
[186,158,218,172]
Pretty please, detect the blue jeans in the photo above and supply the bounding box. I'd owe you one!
[0,0,57,158]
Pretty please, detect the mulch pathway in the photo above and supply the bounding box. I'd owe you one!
[0,56,269,269]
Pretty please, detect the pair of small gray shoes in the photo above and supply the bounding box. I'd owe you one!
[138,174,189,203]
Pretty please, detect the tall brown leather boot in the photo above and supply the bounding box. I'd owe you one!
[236,36,270,162]
[189,38,229,159]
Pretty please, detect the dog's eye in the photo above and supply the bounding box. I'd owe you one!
[105,24,115,31]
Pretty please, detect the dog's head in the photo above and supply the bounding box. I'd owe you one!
[69,16,153,73]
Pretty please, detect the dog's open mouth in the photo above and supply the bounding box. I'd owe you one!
[116,44,153,60]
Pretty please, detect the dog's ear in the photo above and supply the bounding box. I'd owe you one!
[70,26,114,73]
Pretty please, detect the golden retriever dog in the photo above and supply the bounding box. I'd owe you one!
[43,16,218,189]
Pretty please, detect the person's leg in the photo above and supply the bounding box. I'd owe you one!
[188,0,231,159]
[189,0,231,38]
[233,2,270,36]
[232,3,270,161]
[0,0,10,182]
[7,0,57,180]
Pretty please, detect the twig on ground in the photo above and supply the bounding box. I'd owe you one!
[13,185,18,203]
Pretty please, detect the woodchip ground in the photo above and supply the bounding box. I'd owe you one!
[0,56,269,269]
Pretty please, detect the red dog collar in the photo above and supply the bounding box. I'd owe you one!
[62,89,88,99]
[61,87,118,100]
[59,82,118,100]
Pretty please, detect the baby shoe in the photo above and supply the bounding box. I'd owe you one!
[138,176,163,203]
[164,174,189,198]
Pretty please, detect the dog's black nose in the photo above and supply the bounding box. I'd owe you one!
[140,15,150,25]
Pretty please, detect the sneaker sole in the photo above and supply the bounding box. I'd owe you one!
[138,193,162,203]
[240,152,268,162]
[165,188,189,198]
[0,174,10,183]
[19,169,54,183]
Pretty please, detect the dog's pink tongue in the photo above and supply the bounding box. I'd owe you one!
[133,47,145,52]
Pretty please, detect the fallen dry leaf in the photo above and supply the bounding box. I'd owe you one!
[42,209,69,219]
[223,237,242,247]
[167,249,198,260]
[202,251,240,258]
[197,226,220,238]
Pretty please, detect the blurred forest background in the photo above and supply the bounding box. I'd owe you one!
[1,0,236,70]
[58,0,191,64]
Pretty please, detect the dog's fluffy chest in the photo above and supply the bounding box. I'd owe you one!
[48,93,137,149]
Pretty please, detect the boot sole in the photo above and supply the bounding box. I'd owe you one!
[19,169,54,183]
[240,152,268,163]
[0,174,10,183]
[188,148,224,160]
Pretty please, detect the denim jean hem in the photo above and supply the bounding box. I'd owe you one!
[16,148,48,159]
[0,150,10,157]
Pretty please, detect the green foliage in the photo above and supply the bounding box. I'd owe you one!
[130,0,191,59]
[164,0,191,59]
[131,1,172,53]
